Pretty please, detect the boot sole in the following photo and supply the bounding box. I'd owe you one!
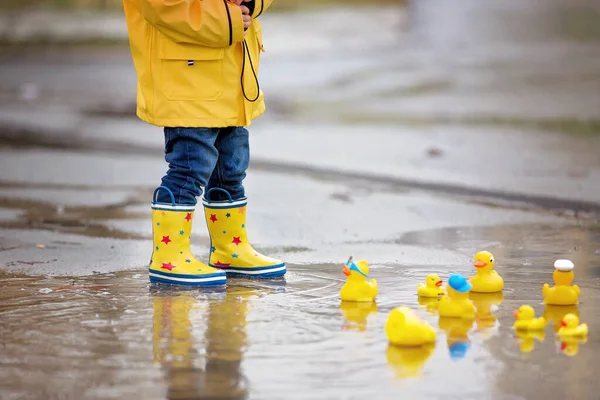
[210,263,287,278]
[149,270,227,286]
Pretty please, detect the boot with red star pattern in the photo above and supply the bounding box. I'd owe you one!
[149,186,226,286]
[202,188,286,278]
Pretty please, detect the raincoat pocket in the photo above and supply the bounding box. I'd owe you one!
[158,43,225,101]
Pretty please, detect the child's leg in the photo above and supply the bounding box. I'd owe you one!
[156,127,221,205]
[205,126,250,201]
[201,126,286,278]
[149,127,227,287]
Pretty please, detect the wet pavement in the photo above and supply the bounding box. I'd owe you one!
[1,0,600,399]
[2,223,600,399]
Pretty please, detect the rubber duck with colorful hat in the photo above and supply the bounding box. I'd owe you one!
[470,250,504,293]
[438,273,476,319]
[417,274,445,298]
[340,256,378,302]
[543,259,580,305]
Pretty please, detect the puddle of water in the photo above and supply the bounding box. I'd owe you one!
[1,222,599,399]
[0,182,151,240]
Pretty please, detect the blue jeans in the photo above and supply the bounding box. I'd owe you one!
[156,127,249,205]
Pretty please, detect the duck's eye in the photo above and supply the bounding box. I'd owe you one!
[490,258,494,262]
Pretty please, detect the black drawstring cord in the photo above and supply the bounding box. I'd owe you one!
[240,39,260,102]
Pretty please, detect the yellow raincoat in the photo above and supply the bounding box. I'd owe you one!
[123,0,271,127]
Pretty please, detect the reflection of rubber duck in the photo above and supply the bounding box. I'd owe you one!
[470,291,504,332]
[418,296,440,315]
[340,301,378,332]
[439,274,476,319]
[543,259,580,305]
[470,251,503,293]
[558,337,587,357]
[417,274,445,298]
[513,305,546,331]
[385,306,436,347]
[557,313,588,338]
[543,304,580,332]
[439,317,473,360]
[386,344,435,379]
[340,256,378,302]
[515,330,545,353]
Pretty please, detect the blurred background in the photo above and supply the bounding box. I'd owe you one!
[1,1,600,399]
[1,0,599,206]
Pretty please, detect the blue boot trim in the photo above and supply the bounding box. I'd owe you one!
[149,269,226,286]
[211,263,287,278]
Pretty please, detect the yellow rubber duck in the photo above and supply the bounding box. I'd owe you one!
[340,301,378,332]
[543,304,580,332]
[438,273,476,319]
[417,274,445,298]
[470,250,503,293]
[557,313,588,338]
[543,259,580,305]
[513,305,546,331]
[385,306,437,347]
[339,256,378,302]
[386,343,435,379]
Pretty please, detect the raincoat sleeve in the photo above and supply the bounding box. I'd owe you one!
[251,0,272,18]
[127,0,245,47]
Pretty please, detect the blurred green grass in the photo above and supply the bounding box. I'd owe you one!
[0,0,400,12]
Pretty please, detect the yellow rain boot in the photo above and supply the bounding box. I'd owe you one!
[149,186,227,286]
[202,188,286,278]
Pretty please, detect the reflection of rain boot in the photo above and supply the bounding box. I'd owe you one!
[201,286,261,399]
[202,188,286,278]
[152,293,205,398]
[386,344,435,379]
[149,186,226,286]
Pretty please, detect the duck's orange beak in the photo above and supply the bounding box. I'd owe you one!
[560,320,567,327]
[435,280,443,287]
[474,260,487,268]
[513,310,519,319]
[343,265,351,276]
